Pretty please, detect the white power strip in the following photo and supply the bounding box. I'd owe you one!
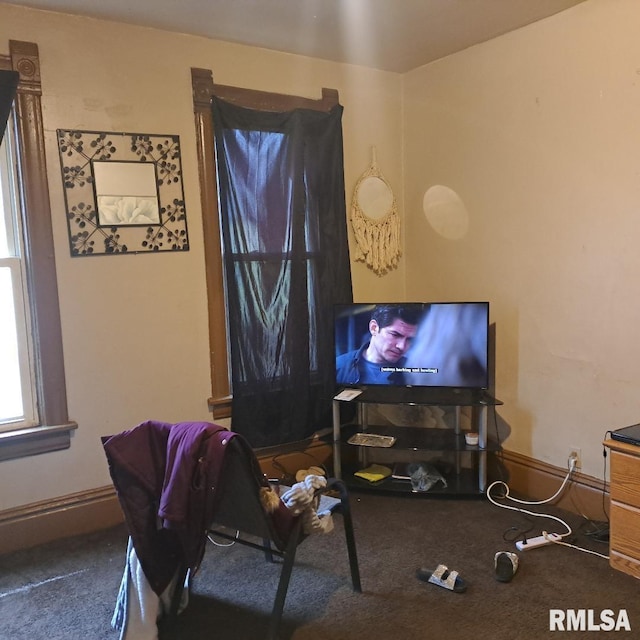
[516,533,562,551]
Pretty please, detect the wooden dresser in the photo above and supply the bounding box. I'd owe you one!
[604,438,640,579]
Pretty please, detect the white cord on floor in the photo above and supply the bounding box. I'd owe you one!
[546,536,609,560]
[207,530,240,547]
[486,463,609,560]
[486,479,573,538]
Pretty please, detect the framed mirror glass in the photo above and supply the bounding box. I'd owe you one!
[355,174,394,220]
[93,161,160,226]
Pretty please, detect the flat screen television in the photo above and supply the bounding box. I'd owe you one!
[334,302,489,391]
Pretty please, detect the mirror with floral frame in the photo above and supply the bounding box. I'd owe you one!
[57,129,189,256]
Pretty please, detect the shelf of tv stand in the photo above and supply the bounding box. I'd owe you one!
[353,385,500,407]
[332,388,502,497]
[342,423,501,452]
[341,462,484,497]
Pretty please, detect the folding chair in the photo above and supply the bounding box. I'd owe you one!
[171,433,361,640]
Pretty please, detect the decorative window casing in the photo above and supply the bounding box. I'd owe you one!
[0,40,76,462]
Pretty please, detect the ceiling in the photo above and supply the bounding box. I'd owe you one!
[6,0,586,72]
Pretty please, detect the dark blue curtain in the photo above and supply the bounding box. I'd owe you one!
[0,70,19,144]
[212,97,352,447]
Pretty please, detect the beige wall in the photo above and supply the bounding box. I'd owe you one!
[403,0,639,478]
[0,2,403,510]
[3,0,636,513]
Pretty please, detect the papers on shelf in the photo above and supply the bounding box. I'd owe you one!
[334,388,363,401]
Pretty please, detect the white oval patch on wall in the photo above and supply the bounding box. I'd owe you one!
[422,185,469,240]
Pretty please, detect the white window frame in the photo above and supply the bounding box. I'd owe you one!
[0,118,38,430]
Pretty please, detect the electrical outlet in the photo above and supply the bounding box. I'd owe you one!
[568,447,582,470]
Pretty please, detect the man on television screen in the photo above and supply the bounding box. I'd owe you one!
[335,305,423,385]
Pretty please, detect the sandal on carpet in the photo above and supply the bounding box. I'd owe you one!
[416,564,467,593]
[495,551,519,582]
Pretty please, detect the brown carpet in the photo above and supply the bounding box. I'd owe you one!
[0,490,635,640]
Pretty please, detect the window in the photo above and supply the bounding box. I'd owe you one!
[0,112,37,430]
[191,70,352,447]
[192,69,343,420]
[0,41,76,461]
[213,97,352,447]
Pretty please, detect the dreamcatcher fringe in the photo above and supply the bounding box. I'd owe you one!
[350,165,401,276]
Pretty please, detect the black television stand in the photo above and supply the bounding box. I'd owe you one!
[332,387,502,497]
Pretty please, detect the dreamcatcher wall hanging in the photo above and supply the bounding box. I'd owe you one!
[350,147,400,275]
